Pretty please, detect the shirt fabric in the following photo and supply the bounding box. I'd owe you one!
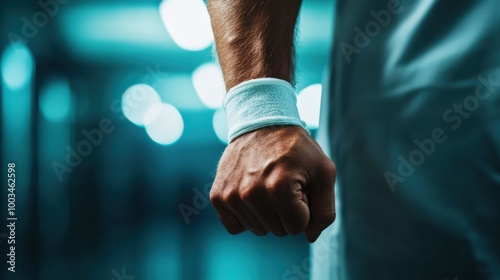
[312,1,500,279]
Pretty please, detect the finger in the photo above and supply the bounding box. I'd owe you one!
[215,206,247,235]
[243,194,288,236]
[226,198,269,236]
[211,185,268,236]
[273,182,310,235]
[305,161,336,243]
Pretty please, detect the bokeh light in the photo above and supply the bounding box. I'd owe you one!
[144,103,184,145]
[297,84,322,129]
[1,43,34,90]
[40,78,72,122]
[212,109,228,144]
[122,84,162,126]
[159,0,214,51]
[192,63,225,109]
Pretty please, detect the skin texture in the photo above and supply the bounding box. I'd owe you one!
[208,0,336,243]
[208,0,301,89]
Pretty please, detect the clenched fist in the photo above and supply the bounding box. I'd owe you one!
[210,126,336,242]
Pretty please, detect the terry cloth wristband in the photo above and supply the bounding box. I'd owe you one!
[224,78,307,142]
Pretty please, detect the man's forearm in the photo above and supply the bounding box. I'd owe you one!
[208,0,336,243]
[208,0,302,90]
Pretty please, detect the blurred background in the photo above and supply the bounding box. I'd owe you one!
[0,0,333,279]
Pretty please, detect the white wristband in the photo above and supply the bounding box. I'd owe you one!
[224,78,307,142]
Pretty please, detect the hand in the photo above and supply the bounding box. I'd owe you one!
[210,126,336,242]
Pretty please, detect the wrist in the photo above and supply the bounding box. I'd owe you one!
[224,78,307,142]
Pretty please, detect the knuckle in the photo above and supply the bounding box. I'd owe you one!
[327,160,337,176]
[319,159,336,178]
[221,189,238,204]
[238,185,260,203]
[265,174,293,196]
[209,189,222,206]
[329,162,337,176]
[265,182,279,196]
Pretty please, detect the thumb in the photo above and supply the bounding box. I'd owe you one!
[305,162,336,243]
